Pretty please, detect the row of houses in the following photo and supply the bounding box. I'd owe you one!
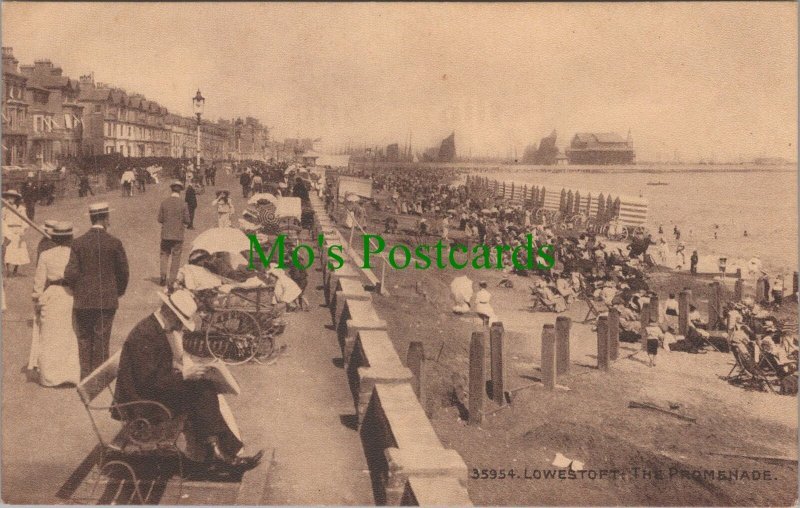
[1,47,271,168]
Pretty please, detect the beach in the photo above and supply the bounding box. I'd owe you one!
[470,167,798,276]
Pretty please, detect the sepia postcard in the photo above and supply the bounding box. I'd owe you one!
[1,2,797,506]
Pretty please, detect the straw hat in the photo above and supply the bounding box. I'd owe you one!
[88,202,112,216]
[49,221,74,237]
[2,189,21,200]
[157,290,198,331]
[169,180,185,190]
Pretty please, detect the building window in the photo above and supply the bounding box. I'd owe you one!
[95,104,102,113]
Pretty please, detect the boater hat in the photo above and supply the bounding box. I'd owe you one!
[2,189,21,199]
[170,180,185,190]
[157,289,198,331]
[43,219,58,231]
[50,221,74,237]
[88,202,111,216]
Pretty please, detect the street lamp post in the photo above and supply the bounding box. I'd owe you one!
[192,89,205,170]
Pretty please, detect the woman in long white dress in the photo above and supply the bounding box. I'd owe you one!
[212,191,235,228]
[31,221,80,386]
[2,190,31,276]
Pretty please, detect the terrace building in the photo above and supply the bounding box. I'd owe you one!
[78,75,170,157]
[20,59,84,160]
[1,47,29,166]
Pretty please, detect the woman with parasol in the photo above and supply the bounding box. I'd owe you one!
[212,190,235,228]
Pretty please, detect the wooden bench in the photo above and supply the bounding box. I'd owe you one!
[331,277,371,328]
[346,330,412,423]
[336,298,387,364]
[75,351,186,505]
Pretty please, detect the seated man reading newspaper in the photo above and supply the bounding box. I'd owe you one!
[113,289,263,471]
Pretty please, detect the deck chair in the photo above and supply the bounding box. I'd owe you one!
[580,293,608,324]
[726,343,749,381]
[529,287,565,313]
[729,342,779,393]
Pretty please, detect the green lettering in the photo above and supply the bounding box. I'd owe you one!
[362,234,385,269]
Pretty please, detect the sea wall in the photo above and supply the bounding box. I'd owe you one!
[309,194,473,506]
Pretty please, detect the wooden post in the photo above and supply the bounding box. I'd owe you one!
[734,278,744,302]
[708,281,726,330]
[678,290,691,336]
[736,268,742,280]
[541,324,556,390]
[596,316,609,371]
[707,282,719,330]
[489,322,505,405]
[794,272,799,302]
[407,341,425,401]
[649,294,660,324]
[510,182,515,200]
[756,277,768,303]
[555,316,571,375]
[640,302,650,350]
[468,332,485,425]
[608,307,620,360]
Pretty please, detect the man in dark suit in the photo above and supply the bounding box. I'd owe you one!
[113,289,262,470]
[158,181,190,286]
[185,183,198,230]
[65,202,129,379]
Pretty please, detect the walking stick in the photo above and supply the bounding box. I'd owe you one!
[1,198,51,239]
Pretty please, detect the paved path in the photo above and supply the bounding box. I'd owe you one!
[1,172,373,504]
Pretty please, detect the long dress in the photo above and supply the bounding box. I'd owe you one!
[475,288,498,324]
[3,205,30,266]
[215,200,235,228]
[32,246,80,386]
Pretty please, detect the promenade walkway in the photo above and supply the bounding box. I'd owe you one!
[1,172,373,504]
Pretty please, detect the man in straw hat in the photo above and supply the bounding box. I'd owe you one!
[114,289,263,471]
[35,219,59,265]
[64,202,130,379]
[158,180,191,286]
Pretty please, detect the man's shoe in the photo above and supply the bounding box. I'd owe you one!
[226,449,264,471]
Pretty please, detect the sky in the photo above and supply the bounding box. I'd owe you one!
[3,2,797,161]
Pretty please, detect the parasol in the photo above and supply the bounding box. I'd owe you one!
[192,227,252,254]
[247,193,278,206]
[450,275,474,313]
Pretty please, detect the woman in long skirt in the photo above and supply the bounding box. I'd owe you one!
[31,222,80,386]
[212,190,235,228]
[2,191,31,276]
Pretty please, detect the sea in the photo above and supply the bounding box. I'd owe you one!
[472,166,798,275]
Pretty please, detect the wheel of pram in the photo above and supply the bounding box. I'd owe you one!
[205,310,261,365]
[253,334,276,364]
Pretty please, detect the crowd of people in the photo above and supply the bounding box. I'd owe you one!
[328,166,798,377]
[1,156,331,475]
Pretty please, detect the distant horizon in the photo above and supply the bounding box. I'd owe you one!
[4,3,796,162]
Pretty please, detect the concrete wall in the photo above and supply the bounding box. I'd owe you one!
[310,194,472,506]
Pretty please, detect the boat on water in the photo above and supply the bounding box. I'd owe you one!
[646,181,669,186]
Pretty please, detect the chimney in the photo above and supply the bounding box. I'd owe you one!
[79,73,95,88]
[2,47,19,73]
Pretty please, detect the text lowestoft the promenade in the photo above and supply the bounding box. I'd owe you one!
[247,233,555,271]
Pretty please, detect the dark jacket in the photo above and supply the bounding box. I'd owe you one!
[113,314,186,421]
[64,227,129,309]
[158,195,190,241]
[185,186,197,209]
